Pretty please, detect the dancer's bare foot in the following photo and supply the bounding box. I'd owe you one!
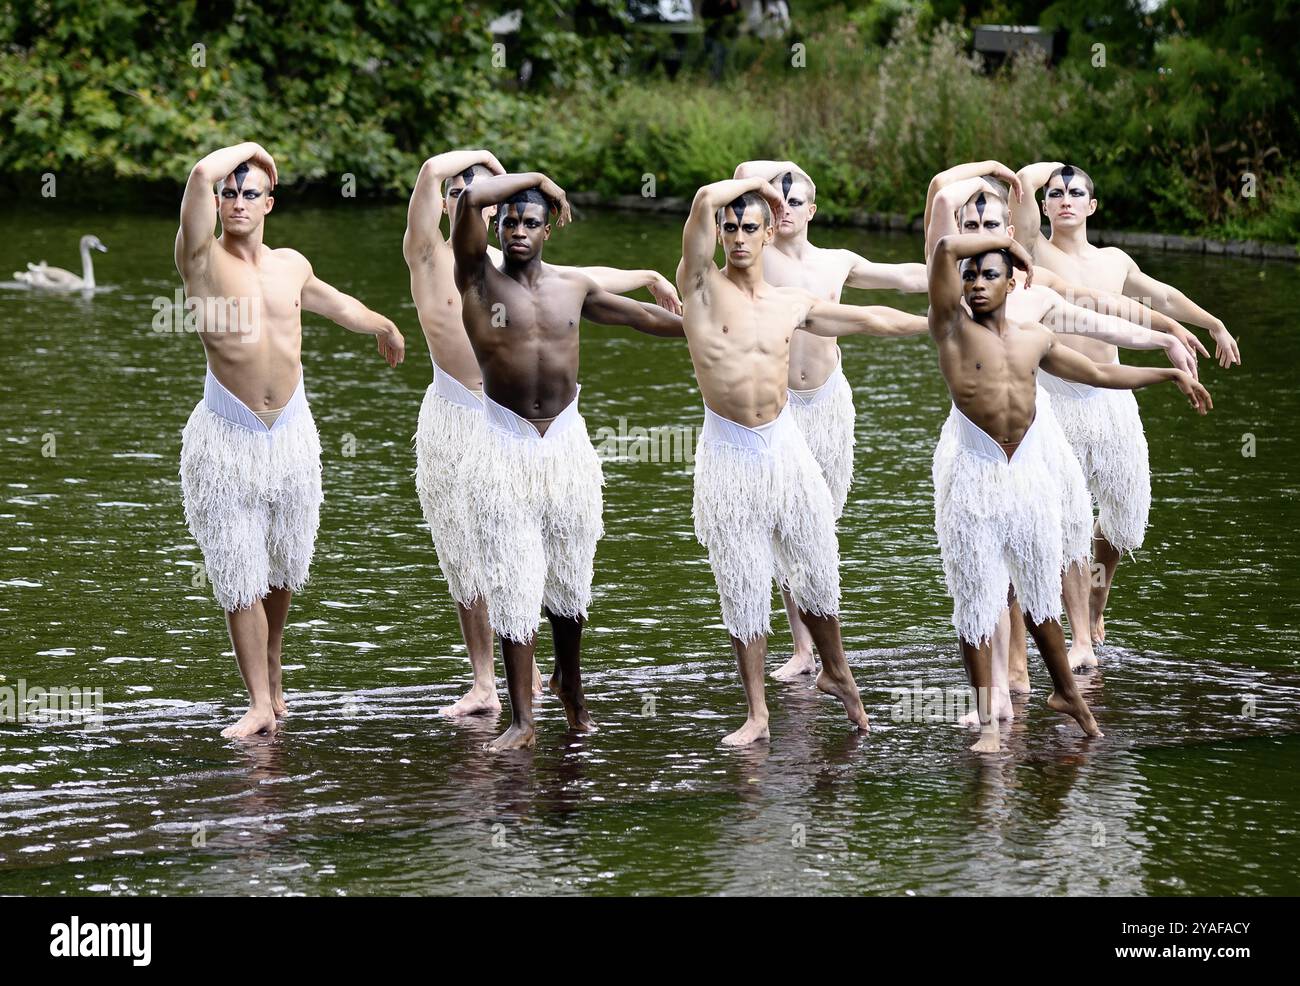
[485,722,536,752]
[722,716,770,746]
[815,668,871,732]
[557,688,597,733]
[1046,690,1103,738]
[271,689,288,717]
[222,705,278,739]
[532,661,545,698]
[970,723,1001,753]
[1068,641,1099,670]
[1008,668,1031,694]
[771,650,816,681]
[958,687,1013,726]
[549,668,561,695]
[440,685,502,717]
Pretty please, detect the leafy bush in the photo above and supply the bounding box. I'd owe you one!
[1,0,1296,243]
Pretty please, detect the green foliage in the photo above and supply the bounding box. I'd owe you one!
[0,0,1296,242]
[0,0,606,194]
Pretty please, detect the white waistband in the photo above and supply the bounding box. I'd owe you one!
[203,366,307,434]
[483,386,582,440]
[432,361,484,411]
[787,349,845,408]
[701,401,796,451]
[950,402,1043,465]
[1037,369,1102,401]
[1039,350,1117,401]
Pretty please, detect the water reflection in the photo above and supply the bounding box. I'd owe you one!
[1,204,1298,895]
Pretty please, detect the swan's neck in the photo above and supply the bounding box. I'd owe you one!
[80,244,95,289]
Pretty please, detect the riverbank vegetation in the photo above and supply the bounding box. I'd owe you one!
[2,1,1295,243]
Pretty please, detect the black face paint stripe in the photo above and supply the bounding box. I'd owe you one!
[781,172,793,201]
[462,167,476,186]
[975,192,987,221]
[234,162,249,192]
[1060,165,1076,192]
[728,196,747,226]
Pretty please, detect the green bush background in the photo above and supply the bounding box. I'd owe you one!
[2,0,1296,243]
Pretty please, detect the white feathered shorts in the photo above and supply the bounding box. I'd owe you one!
[180,368,323,612]
[693,402,840,644]
[414,363,487,607]
[787,348,856,519]
[933,386,1091,573]
[1039,369,1151,555]
[463,388,605,644]
[932,403,1065,646]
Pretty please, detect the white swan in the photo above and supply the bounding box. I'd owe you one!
[14,235,107,291]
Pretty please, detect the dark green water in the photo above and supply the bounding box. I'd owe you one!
[1,202,1298,896]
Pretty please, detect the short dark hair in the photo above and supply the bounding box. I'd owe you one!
[499,187,554,219]
[1048,164,1095,199]
[963,249,1014,276]
[715,191,772,228]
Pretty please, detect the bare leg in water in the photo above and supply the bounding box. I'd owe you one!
[223,598,278,739]
[771,585,817,680]
[263,586,292,717]
[959,634,1000,753]
[486,634,538,752]
[800,610,871,733]
[441,597,545,717]
[1007,597,1031,693]
[1061,558,1098,669]
[440,598,500,716]
[960,605,1013,725]
[724,633,771,746]
[545,607,596,733]
[1089,522,1124,646]
[1023,612,1103,740]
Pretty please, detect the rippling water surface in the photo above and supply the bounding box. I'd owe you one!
[1,203,1297,895]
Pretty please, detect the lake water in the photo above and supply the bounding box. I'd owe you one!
[1,202,1298,895]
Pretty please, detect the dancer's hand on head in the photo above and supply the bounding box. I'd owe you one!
[1008,240,1034,287]
[1174,371,1213,414]
[649,274,682,315]
[539,177,571,226]
[989,162,1022,202]
[377,323,405,368]
[756,181,786,228]
[248,144,278,188]
[1210,324,1241,368]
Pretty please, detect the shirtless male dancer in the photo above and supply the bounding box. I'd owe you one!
[679,175,930,746]
[1013,162,1239,647]
[732,160,927,681]
[176,142,405,738]
[928,231,1211,752]
[925,164,1203,707]
[451,171,683,752]
[404,149,682,717]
